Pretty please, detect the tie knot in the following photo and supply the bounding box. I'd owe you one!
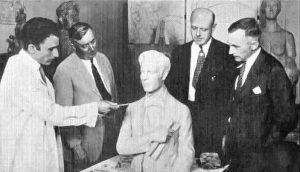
[90,58,94,65]
[199,45,203,49]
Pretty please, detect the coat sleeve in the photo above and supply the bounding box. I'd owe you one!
[53,67,84,148]
[172,106,195,172]
[116,106,151,155]
[269,63,298,140]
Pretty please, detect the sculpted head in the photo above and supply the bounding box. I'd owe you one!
[260,0,281,20]
[56,1,79,29]
[138,50,170,93]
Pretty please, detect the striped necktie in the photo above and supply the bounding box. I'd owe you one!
[192,45,205,88]
[236,63,246,90]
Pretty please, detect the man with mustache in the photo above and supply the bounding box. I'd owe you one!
[54,22,120,171]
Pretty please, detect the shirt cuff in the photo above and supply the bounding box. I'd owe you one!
[84,102,98,127]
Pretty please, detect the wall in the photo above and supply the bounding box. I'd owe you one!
[0,0,130,101]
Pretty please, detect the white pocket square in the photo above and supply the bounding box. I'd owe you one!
[252,86,262,94]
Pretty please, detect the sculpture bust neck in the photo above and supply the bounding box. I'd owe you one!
[263,19,281,32]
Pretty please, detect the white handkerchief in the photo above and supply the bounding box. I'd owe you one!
[252,86,262,94]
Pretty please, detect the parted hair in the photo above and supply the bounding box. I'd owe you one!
[228,17,261,38]
[68,22,92,40]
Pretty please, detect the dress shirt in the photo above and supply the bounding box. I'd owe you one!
[189,38,212,101]
[81,58,110,93]
[0,49,99,172]
[234,48,261,89]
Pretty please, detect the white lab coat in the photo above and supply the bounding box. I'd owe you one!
[0,50,98,172]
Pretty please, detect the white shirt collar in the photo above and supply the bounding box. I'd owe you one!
[235,48,261,89]
[19,49,42,72]
[245,48,261,67]
[191,37,212,56]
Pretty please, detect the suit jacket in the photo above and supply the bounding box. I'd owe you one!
[226,50,298,168]
[54,52,119,163]
[116,86,194,172]
[166,38,237,157]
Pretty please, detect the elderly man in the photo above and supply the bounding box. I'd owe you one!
[0,17,118,172]
[117,50,194,172]
[225,18,298,172]
[54,22,120,171]
[166,8,237,161]
[45,1,79,82]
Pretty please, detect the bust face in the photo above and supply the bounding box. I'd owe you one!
[140,62,164,94]
[63,9,79,29]
[264,0,280,20]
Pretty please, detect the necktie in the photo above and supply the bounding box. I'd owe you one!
[39,66,47,84]
[91,58,112,100]
[192,45,205,88]
[236,63,246,90]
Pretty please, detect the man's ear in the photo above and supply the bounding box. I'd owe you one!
[212,24,217,32]
[250,39,259,50]
[27,44,37,54]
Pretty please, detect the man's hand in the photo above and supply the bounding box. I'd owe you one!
[73,144,89,165]
[97,100,119,114]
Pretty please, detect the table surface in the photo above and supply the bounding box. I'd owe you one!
[80,156,228,172]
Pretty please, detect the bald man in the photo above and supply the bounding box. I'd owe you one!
[117,50,194,172]
[166,8,237,162]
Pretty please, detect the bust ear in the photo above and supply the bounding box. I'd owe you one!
[162,69,169,81]
[58,17,63,24]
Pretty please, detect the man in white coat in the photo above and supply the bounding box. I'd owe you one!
[0,17,118,172]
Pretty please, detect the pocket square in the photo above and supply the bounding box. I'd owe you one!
[252,86,262,94]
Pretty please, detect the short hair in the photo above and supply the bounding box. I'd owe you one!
[69,22,92,40]
[56,1,79,18]
[228,18,261,38]
[22,17,59,50]
[138,50,171,77]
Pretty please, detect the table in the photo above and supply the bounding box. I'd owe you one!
[80,156,228,172]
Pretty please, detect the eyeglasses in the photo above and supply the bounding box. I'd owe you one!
[74,39,96,50]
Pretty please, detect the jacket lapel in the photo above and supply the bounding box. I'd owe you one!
[238,50,266,99]
[95,54,112,95]
[71,54,101,97]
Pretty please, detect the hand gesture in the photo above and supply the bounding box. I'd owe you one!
[97,100,119,114]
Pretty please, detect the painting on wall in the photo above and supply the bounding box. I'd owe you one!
[186,0,261,43]
[128,0,185,45]
[0,0,23,24]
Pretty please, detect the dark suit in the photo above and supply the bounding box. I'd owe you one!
[226,49,298,172]
[166,38,237,160]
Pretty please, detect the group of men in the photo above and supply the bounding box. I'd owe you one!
[0,1,299,172]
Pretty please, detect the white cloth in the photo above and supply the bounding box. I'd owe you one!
[234,48,261,89]
[189,38,212,101]
[0,49,99,172]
